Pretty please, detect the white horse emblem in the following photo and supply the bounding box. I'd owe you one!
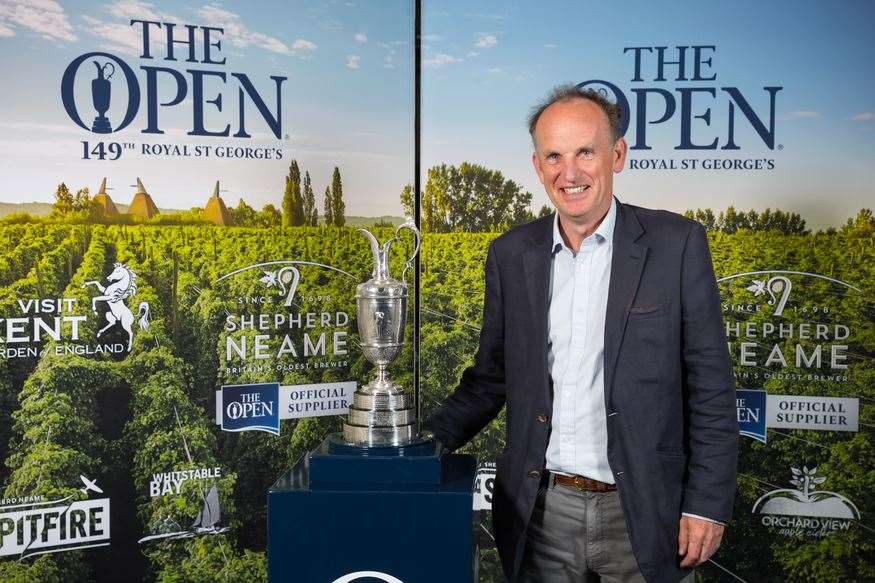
[83,262,150,351]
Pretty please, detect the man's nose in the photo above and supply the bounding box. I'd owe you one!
[561,160,579,183]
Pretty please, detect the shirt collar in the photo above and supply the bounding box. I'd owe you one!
[551,196,617,255]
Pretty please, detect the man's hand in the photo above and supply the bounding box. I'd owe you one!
[678,515,724,568]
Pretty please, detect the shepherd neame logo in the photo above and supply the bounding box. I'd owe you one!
[60,20,285,162]
[719,271,862,383]
[579,44,781,170]
[218,261,352,376]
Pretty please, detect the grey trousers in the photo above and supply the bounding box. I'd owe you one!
[518,480,694,583]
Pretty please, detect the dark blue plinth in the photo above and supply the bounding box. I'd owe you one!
[309,434,442,487]
[268,434,476,583]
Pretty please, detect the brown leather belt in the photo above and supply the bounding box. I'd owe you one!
[551,472,617,492]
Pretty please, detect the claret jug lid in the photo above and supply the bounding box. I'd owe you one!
[355,220,421,299]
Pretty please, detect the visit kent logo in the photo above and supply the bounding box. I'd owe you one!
[217,383,280,435]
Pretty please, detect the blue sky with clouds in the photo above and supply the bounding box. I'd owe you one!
[1,1,872,225]
[0,0,414,215]
[422,0,875,228]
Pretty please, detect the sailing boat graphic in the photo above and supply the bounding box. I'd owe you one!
[137,485,229,544]
[192,485,229,534]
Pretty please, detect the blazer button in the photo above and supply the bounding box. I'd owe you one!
[528,470,540,479]
[537,413,548,423]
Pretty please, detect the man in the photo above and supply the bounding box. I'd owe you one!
[425,85,737,583]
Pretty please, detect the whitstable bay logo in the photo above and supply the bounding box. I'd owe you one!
[0,262,148,359]
[753,466,860,537]
[0,476,110,559]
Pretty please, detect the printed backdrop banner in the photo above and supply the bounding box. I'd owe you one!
[0,1,414,581]
[418,1,873,583]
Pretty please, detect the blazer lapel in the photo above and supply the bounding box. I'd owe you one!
[522,216,553,391]
[604,202,648,406]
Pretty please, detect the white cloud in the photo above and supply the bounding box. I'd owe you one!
[346,54,360,69]
[784,110,821,120]
[487,67,503,75]
[107,0,175,22]
[292,38,317,51]
[545,43,557,49]
[354,32,367,43]
[475,33,497,49]
[81,14,148,55]
[466,50,479,58]
[424,53,458,67]
[850,112,875,121]
[77,2,179,56]
[197,3,290,55]
[422,34,442,42]
[0,0,76,42]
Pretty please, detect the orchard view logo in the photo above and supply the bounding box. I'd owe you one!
[753,466,860,538]
[61,20,285,138]
[579,45,782,153]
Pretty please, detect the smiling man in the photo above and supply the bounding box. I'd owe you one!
[426,85,738,583]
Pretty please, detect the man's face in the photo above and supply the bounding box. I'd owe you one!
[531,98,627,227]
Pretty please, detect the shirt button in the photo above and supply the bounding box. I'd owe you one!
[537,413,548,423]
[528,470,541,479]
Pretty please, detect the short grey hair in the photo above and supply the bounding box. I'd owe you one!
[527,84,623,146]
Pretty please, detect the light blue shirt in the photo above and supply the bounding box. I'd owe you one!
[542,198,724,525]
[545,197,617,483]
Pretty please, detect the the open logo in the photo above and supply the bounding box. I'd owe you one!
[330,572,404,583]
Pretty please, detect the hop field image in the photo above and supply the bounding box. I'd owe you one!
[0,209,416,581]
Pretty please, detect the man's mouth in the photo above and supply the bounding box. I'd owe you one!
[561,185,590,196]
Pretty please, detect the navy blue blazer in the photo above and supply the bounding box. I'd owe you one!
[426,200,738,583]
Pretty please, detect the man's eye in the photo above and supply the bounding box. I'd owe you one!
[580,149,594,158]
[546,153,559,161]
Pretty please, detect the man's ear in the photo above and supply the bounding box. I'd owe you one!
[532,151,544,185]
[613,136,628,173]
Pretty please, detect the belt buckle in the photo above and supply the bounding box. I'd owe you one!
[573,475,586,491]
